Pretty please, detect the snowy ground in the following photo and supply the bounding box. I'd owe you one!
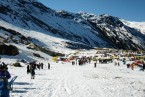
[5,60,145,97]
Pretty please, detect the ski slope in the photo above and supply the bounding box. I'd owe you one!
[4,60,145,97]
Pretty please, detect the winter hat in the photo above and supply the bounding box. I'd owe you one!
[0,65,5,70]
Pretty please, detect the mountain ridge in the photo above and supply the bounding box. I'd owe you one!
[0,0,145,55]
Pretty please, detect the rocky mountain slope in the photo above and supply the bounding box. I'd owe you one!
[0,0,145,56]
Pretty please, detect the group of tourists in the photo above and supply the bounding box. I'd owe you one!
[69,54,145,71]
[126,61,145,71]
[74,56,91,65]
[26,61,51,79]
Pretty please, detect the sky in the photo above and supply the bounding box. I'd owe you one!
[38,0,145,22]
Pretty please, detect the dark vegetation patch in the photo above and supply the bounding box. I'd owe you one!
[0,44,19,56]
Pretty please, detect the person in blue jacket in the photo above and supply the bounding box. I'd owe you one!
[0,65,11,89]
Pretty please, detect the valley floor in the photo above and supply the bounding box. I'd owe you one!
[9,61,145,97]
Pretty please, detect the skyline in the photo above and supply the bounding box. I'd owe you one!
[38,0,145,22]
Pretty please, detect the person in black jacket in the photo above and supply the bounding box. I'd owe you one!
[48,63,50,69]
[94,63,97,68]
[27,64,30,74]
[30,64,35,79]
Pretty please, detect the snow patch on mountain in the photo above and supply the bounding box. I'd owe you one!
[121,20,145,35]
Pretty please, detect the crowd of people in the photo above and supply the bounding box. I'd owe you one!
[0,56,51,97]
[69,55,145,71]
[26,61,51,79]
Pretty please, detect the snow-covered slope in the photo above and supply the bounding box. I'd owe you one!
[0,0,145,59]
[1,57,145,97]
[121,20,145,34]
[0,0,105,50]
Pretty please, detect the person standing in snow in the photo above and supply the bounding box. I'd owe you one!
[72,61,75,65]
[142,62,145,71]
[0,65,12,90]
[41,63,44,69]
[30,64,35,79]
[37,63,40,70]
[114,59,117,66]
[131,63,134,70]
[127,64,130,68]
[123,58,126,65]
[117,61,120,66]
[27,64,30,74]
[94,62,97,68]
[48,63,50,69]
